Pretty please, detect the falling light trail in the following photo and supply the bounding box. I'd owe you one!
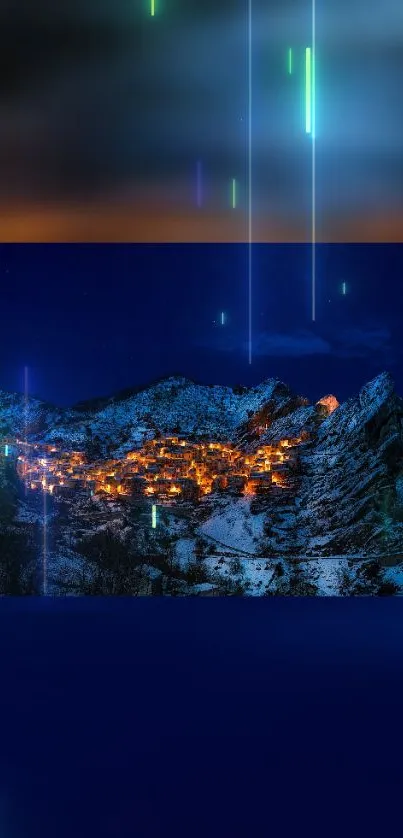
[231,178,237,209]
[4,444,8,457]
[342,282,347,295]
[288,47,293,75]
[197,161,202,208]
[305,47,312,135]
[248,0,252,364]
[152,504,157,528]
[311,0,316,322]
[221,312,225,326]
[151,0,155,16]
[43,471,48,595]
[24,366,28,494]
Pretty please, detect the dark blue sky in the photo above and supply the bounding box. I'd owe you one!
[1,599,403,838]
[1,243,402,407]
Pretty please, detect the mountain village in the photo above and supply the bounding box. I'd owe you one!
[9,434,303,504]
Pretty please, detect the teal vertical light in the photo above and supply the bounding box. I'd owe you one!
[305,47,312,134]
[231,178,237,209]
[312,47,315,139]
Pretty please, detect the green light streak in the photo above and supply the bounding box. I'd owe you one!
[152,504,157,528]
[288,48,293,75]
[305,47,311,134]
[231,178,237,209]
[312,48,315,139]
[151,0,155,16]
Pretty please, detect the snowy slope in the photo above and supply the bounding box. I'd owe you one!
[198,497,266,554]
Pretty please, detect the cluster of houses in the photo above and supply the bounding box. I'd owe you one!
[14,443,92,498]
[10,433,302,504]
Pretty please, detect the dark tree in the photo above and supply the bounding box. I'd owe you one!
[194,537,206,559]
[151,574,164,596]
[362,561,381,582]
[377,581,400,596]
[229,557,243,576]
[75,529,145,595]
[186,561,209,585]
[85,433,104,460]
[0,527,38,595]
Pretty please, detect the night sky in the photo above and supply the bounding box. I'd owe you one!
[1,0,403,241]
[1,243,402,407]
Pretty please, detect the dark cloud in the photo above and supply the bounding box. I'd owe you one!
[199,324,395,363]
[251,330,331,357]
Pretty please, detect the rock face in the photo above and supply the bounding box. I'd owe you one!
[316,395,340,414]
[262,371,403,557]
[1,371,403,558]
[2,376,307,456]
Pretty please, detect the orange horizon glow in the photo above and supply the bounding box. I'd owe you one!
[0,201,402,243]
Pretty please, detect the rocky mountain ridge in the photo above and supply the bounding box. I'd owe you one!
[0,375,313,455]
[1,371,403,564]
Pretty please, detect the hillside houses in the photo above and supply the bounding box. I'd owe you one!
[11,432,303,505]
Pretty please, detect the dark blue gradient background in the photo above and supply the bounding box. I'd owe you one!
[2,243,402,407]
[1,599,403,837]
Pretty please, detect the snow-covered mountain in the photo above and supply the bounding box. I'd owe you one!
[1,376,309,454]
[2,371,403,596]
[240,371,403,558]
